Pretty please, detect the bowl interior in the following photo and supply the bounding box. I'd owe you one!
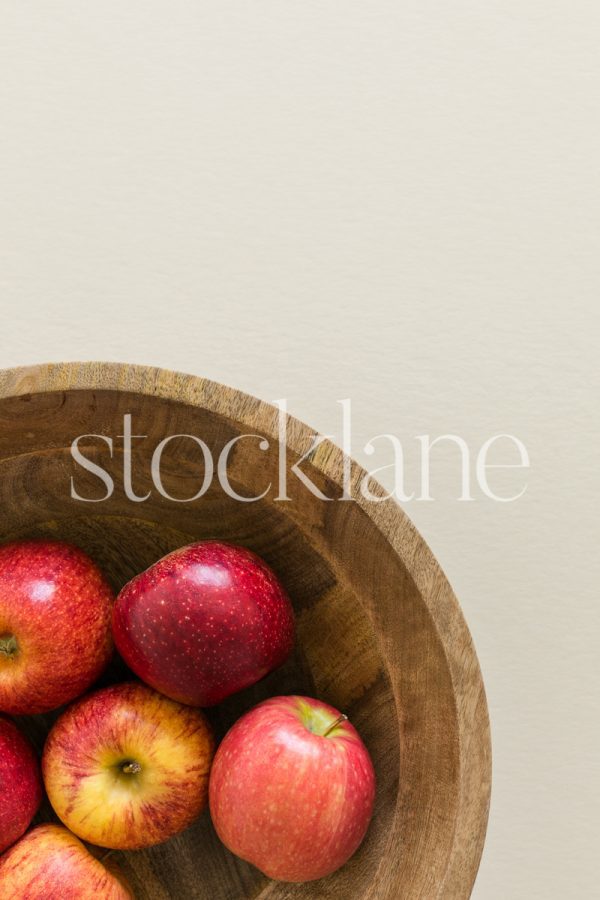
[0,382,478,900]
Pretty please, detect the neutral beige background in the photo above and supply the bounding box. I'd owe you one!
[1,3,598,897]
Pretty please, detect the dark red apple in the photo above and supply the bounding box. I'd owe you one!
[0,540,115,715]
[0,715,43,853]
[209,695,376,882]
[113,541,294,706]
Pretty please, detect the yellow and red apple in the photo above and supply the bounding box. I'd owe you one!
[0,824,132,899]
[43,681,215,849]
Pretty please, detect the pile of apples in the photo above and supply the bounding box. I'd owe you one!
[0,539,375,897]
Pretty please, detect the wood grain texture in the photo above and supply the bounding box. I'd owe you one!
[0,362,491,899]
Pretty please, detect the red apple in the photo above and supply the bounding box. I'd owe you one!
[43,681,215,849]
[0,824,132,899]
[209,695,376,882]
[0,715,43,853]
[112,541,295,706]
[0,540,115,715]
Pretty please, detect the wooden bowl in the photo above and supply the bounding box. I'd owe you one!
[0,363,490,899]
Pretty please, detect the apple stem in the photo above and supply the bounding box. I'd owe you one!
[121,761,142,775]
[0,635,18,659]
[100,849,116,862]
[323,713,348,737]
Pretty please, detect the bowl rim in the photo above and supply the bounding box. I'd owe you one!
[0,360,491,898]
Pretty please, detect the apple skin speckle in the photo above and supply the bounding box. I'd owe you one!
[112,541,295,707]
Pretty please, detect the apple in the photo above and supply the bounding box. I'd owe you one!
[0,540,115,715]
[0,715,43,853]
[43,681,215,849]
[112,540,295,706]
[209,695,376,882]
[0,824,132,899]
